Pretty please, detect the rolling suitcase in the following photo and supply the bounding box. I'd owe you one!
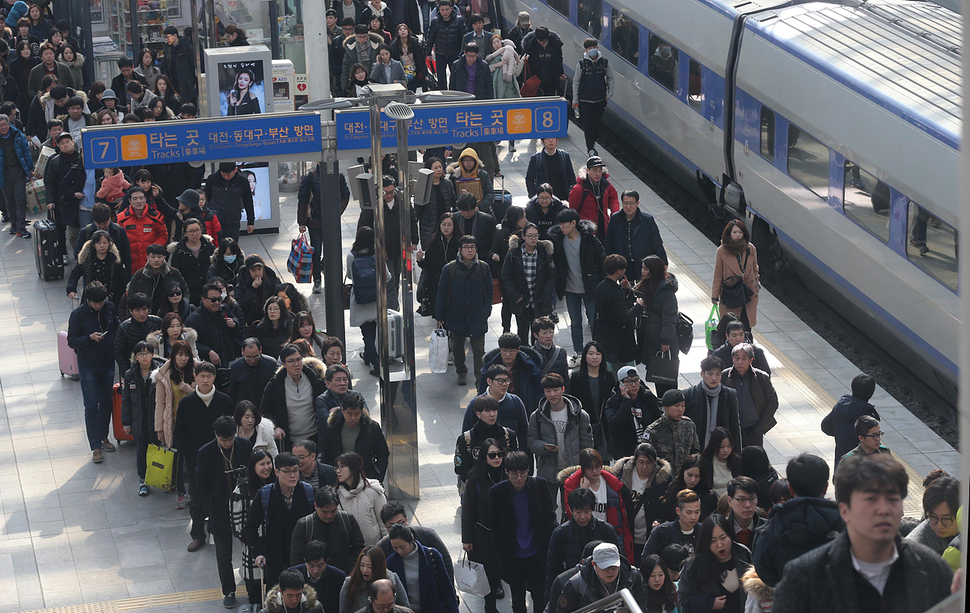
[57,330,79,380]
[33,213,63,280]
[492,175,512,223]
[387,309,405,360]
[112,383,134,442]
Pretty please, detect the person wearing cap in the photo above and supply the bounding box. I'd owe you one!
[205,162,255,242]
[567,155,619,242]
[603,365,660,461]
[175,188,222,244]
[603,188,667,283]
[508,11,532,54]
[43,131,88,249]
[555,542,649,613]
[98,89,123,119]
[233,254,282,327]
[644,390,700,481]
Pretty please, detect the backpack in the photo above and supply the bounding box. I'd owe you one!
[259,482,314,526]
[351,255,377,304]
[676,312,693,355]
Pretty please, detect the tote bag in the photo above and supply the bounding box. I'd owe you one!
[145,444,176,491]
[429,325,449,374]
[646,350,679,386]
[287,232,314,284]
[454,553,490,596]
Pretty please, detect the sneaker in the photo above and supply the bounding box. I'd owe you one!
[568,353,581,369]
[7,226,16,235]
[92,449,103,464]
[187,538,205,552]
[457,373,467,386]
[369,367,380,377]
[18,230,31,239]
[919,243,929,255]
[447,352,454,365]
[222,593,236,608]
[549,311,559,324]
[138,481,149,497]
[101,439,116,452]
[508,140,516,152]
[175,494,187,509]
[312,281,322,294]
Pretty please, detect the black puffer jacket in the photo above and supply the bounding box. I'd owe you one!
[501,235,557,316]
[635,274,680,363]
[548,220,605,299]
[545,518,619,597]
[113,315,162,376]
[120,357,165,434]
[234,256,282,326]
[752,496,845,588]
[424,10,465,59]
[67,242,129,305]
[168,235,217,306]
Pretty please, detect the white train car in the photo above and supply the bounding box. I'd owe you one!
[498,0,959,400]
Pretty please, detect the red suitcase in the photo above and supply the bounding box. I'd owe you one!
[112,383,134,442]
[57,330,79,380]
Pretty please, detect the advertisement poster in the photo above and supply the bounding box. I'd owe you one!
[217,60,266,116]
[238,162,271,223]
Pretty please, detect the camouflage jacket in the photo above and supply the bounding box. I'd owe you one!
[643,414,700,475]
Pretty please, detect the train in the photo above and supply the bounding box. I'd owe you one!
[496,0,960,404]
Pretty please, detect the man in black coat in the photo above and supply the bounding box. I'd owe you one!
[289,485,365,574]
[545,488,619,599]
[522,26,564,97]
[196,416,252,608]
[555,543,649,613]
[112,293,161,377]
[186,283,244,368]
[376,501,455,584]
[549,211,605,361]
[449,43,494,99]
[173,362,233,553]
[451,192,496,262]
[424,0,465,88]
[683,355,742,450]
[820,373,879,467]
[592,255,639,368]
[76,203,132,273]
[108,57,148,113]
[772,454,953,613]
[228,337,278,407]
[320,392,389,481]
[525,137,576,200]
[357,175,418,312]
[298,163,350,293]
[288,540,345,613]
[162,26,198,103]
[204,163,254,242]
[603,190,667,283]
[603,366,661,462]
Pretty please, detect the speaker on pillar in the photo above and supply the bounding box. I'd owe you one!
[354,173,374,210]
[412,167,434,206]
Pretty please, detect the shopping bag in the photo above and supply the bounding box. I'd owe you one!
[492,278,503,305]
[145,444,176,491]
[704,304,720,351]
[646,350,679,386]
[454,553,490,596]
[286,232,314,284]
[429,325,449,374]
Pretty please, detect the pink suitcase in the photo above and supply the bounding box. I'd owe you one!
[57,330,79,380]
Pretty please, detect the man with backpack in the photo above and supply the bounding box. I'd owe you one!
[289,486,364,574]
[245,452,316,585]
[435,234,493,386]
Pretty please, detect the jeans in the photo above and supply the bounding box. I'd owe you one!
[307,227,323,283]
[579,100,608,152]
[79,363,114,450]
[507,554,545,613]
[3,164,28,232]
[77,208,93,229]
[452,333,485,376]
[360,321,378,366]
[221,222,240,243]
[564,292,595,353]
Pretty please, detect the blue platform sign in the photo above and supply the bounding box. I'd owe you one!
[334,97,568,150]
[82,112,322,169]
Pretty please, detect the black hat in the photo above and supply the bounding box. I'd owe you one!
[176,188,200,209]
[586,155,604,169]
[662,389,686,407]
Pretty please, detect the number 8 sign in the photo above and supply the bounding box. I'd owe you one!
[534,106,561,133]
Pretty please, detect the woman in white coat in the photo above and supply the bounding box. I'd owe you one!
[233,400,278,458]
[335,451,388,546]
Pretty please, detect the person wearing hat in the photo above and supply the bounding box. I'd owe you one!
[644,389,700,478]
[204,161,255,242]
[234,254,282,327]
[174,188,221,244]
[567,155,619,242]
[508,11,532,54]
[99,88,123,118]
[603,365,660,462]
[555,542,649,613]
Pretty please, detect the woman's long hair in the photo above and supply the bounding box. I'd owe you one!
[233,68,256,97]
[635,254,668,301]
[700,426,742,473]
[427,211,455,245]
[351,226,375,255]
[665,454,711,504]
[256,295,291,334]
[468,437,505,484]
[335,452,364,490]
[289,310,326,347]
[577,340,606,377]
[167,340,196,385]
[640,554,677,612]
[691,514,737,586]
[501,205,526,232]
[245,449,275,497]
[345,547,388,609]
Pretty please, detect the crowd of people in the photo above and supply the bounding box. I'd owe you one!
[6,2,963,613]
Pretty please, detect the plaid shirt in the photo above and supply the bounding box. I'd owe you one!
[521,244,539,305]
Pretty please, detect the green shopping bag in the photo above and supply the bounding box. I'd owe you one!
[145,444,176,491]
[705,304,720,351]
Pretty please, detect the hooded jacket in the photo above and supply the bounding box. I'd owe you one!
[67,241,129,305]
[75,221,132,273]
[258,580,324,613]
[527,394,593,484]
[561,466,635,558]
[126,260,188,316]
[548,220,605,299]
[820,394,880,466]
[556,555,649,613]
[234,255,283,326]
[336,477,389,546]
[474,347,543,419]
[120,356,165,435]
[42,89,90,122]
[603,207,667,282]
[603,381,661,461]
[116,205,169,273]
[340,32,384,89]
[573,48,614,105]
[167,235,217,305]
[522,30,564,84]
[742,567,774,613]
[447,147,494,213]
[501,234,557,316]
[610,456,673,542]
[0,124,33,188]
[752,496,845,588]
[323,407,390,482]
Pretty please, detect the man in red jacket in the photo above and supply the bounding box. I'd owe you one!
[117,187,168,272]
[567,156,618,241]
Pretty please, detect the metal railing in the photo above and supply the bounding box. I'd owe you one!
[570,588,644,613]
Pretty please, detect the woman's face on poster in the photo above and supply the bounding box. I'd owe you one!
[237,72,252,89]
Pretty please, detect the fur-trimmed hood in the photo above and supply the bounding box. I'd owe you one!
[741,567,773,601]
[508,233,555,257]
[302,356,326,379]
[77,240,121,265]
[608,456,672,489]
[344,31,383,51]
[327,405,374,429]
[263,584,318,613]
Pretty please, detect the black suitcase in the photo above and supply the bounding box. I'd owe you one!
[33,218,63,280]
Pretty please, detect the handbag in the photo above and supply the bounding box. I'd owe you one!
[520,61,541,97]
[286,232,314,284]
[342,283,352,310]
[454,553,490,596]
[145,444,176,491]
[720,249,753,309]
[704,304,720,351]
[646,350,679,386]
[429,324,449,374]
[492,277,503,305]
[676,312,694,355]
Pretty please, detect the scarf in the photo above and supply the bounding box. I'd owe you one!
[722,238,749,257]
[704,383,722,441]
[197,385,216,406]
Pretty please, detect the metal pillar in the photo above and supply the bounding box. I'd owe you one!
[129,0,140,58]
[958,1,970,605]
[301,0,331,100]
[190,0,203,102]
[269,1,281,59]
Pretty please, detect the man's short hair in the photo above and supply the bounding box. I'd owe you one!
[469,13,485,25]
[180,103,198,116]
[382,174,397,188]
[620,189,640,202]
[531,316,554,335]
[485,364,510,381]
[92,202,112,224]
[584,38,599,49]
[202,282,222,297]
[341,391,365,411]
[786,453,829,498]
[568,487,595,512]
[700,356,723,372]
[325,364,351,382]
[676,489,700,509]
[293,439,316,455]
[727,476,759,498]
[465,42,480,53]
[851,373,876,402]
[557,208,580,224]
[473,394,499,415]
[47,118,64,130]
[834,453,908,505]
[275,452,299,470]
[195,361,217,376]
[277,569,305,592]
[498,333,520,349]
[579,448,603,471]
[127,292,150,311]
[302,540,328,563]
[438,0,454,6]
[731,343,755,359]
[164,26,179,36]
[67,97,83,109]
[541,373,564,389]
[661,543,692,573]
[388,523,412,542]
[50,85,69,100]
[219,162,236,173]
[117,57,134,69]
[341,17,355,27]
[242,337,262,351]
[854,415,879,437]
[921,475,959,517]
[603,254,627,275]
[458,234,477,248]
[354,23,369,35]
[213,415,236,438]
[84,281,108,303]
[504,450,530,472]
[146,243,168,256]
[725,321,746,336]
[314,485,338,507]
[380,500,407,525]
[456,191,478,211]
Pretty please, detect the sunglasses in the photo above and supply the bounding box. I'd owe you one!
[486,451,505,459]
[169,290,182,296]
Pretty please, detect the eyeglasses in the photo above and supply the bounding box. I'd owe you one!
[927,515,954,528]
[284,358,303,365]
[491,377,510,385]
[524,233,539,239]
[507,470,528,478]
[862,432,885,439]
[295,454,311,462]
[486,451,505,459]
[622,378,639,386]
[733,495,758,506]
[278,468,299,476]
[135,351,153,357]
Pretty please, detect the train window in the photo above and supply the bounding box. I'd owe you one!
[547,0,570,18]
[612,10,640,66]
[760,107,774,161]
[579,0,602,38]
[842,162,888,243]
[688,60,703,111]
[647,33,678,92]
[787,124,828,199]
[907,201,958,290]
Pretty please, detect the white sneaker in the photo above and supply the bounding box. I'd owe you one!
[568,353,581,369]
[447,352,454,365]
[312,281,322,294]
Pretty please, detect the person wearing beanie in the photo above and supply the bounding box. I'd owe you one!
[204,161,255,242]
[643,389,700,476]
[508,11,532,54]
[233,253,282,326]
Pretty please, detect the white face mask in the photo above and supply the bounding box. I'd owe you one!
[588,49,599,59]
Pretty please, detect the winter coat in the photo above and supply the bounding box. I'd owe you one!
[644,517,700,559]
[592,277,639,364]
[27,60,75,99]
[678,543,752,613]
[340,33,383,90]
[346,252,390,328]
[207,251,241,285]
[609,456,673,543]
[449,55,494,99]
[67,301,119,368]
[522,29,565,85]
[109,72,148,111]
[185,303,244,366]
[175,201,221,245]
[712,340,771,376]
[524,195,565,241]
[417,233,457,313]
[336,477,388,546]
[460,466,504,566]
[742,568,773,613]
[568,168,620,241]
[161,36,197,102]
[168,236,216,306]
[501,235,557,316]
[75,222,132,273]
[489,476,557,570]
[683,381,742,451]
[752,496,844,588]
[44,149,82,226]
[322,407,390,482]
[556,556,649,613]
[338,571,410,613]
[260,366,327,445]
[126,261,188,316]
[820,394,881,467]
[526,149,576,200]
[635,275,680,363]
[545,518,619,596]
[246,481,316,585]
[197,436,252,527]
[297,164,351,230]
[67,242,129,305]
[119,358,164,434]
[145,326,199,360]
[527,394,593,484]
[378,526,454,585]
[603,382,661,461]
[722,366,779,433]
[153,360,187,446]
[561,467,635,558]
[117,206,169,273]
[357,196,419,264]
[572,51,614,104]
[567,368,616,460]
[290,509,366,573]
[370,58,407,86]
[113,314,162,375]
[450,209,496,260]
[548,220,604,299]
[434,256,492,337]
[333,0,366,28]
[447,148,494,213]
[134,64,161,91]
[203,170,254,227]
[712,242,760,328]
[44,90,91,123]
[474,348,543,418]
[259,584,323,613]
[173,389,233,461]
[772,531,952,613]
[415,178,456,248]
[424,10,465,59]
[252,316,293,360]
[386,540,459,613]
[454,417,519,483]
[0,124,32,187]
[234,258,283,326]
[603,209,667,282]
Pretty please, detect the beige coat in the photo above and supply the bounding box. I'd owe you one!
[337,477,389,546]
[712,242,760,328]
[153,360,192,447]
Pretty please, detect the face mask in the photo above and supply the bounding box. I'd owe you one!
[224,255,236,264]
[220,291,228,301]
[588,49,599,59]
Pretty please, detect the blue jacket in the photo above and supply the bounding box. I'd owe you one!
[0,125,33,187]
[386,540,459,613]
[603,209,667,282]
[820,394,880,466]
[435,257,492,337]
[67,301,120,368]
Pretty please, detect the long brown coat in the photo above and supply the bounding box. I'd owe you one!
[712,242,760,327]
